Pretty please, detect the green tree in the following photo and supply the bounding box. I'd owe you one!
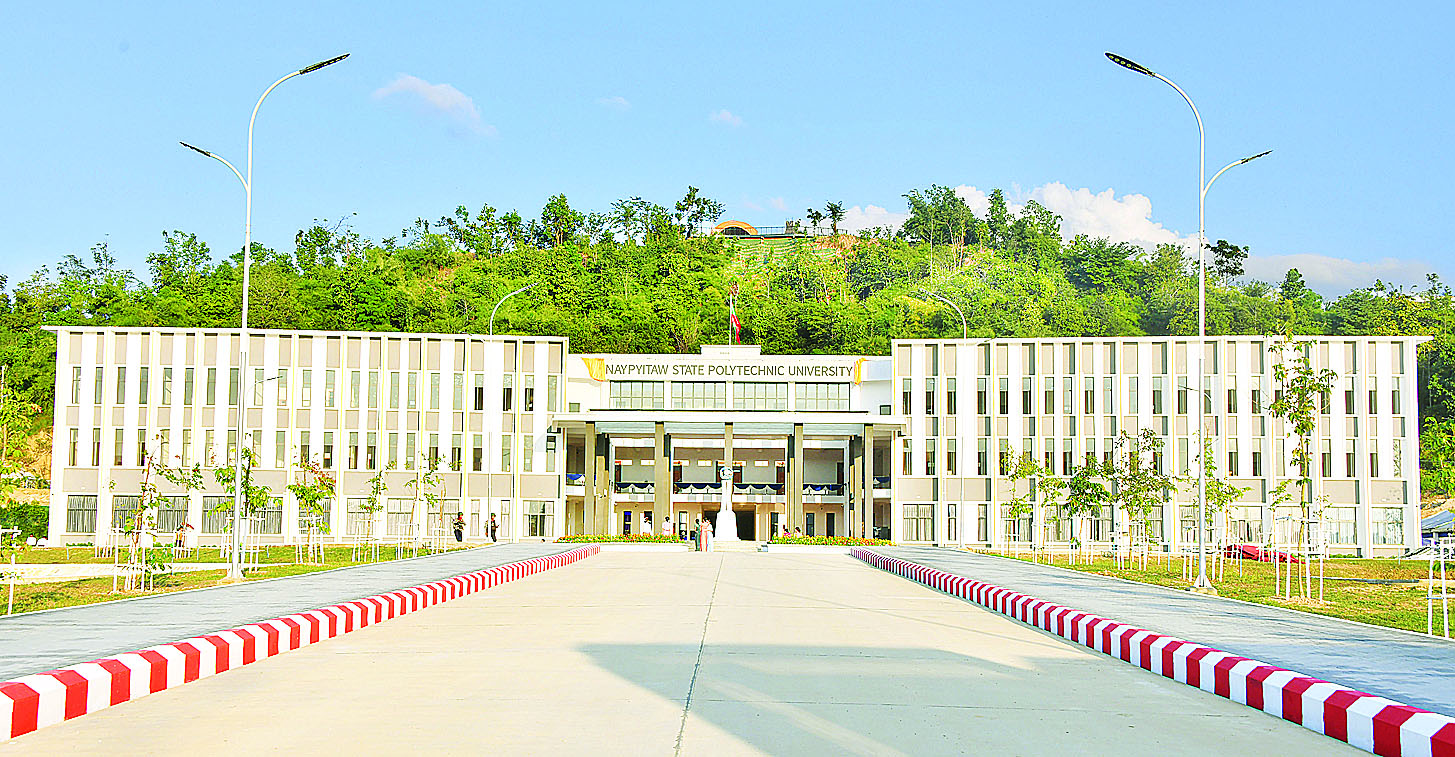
[1209,239,1248,282]
[824,201,846,236]
[1107,429,1175,569]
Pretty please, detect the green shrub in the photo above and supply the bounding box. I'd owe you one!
[555,534,683,544]
[768,535,892,546]
[0,503,47,541]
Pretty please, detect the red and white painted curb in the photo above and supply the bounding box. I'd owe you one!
[0,545,600,742]
[850,548,1455,757]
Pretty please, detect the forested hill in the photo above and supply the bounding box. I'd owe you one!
[1,185,1453,428]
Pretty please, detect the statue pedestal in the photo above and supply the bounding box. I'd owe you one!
[716,465,739,542]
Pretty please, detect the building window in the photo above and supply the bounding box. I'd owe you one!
[136,429,148,467]
[111,428,123,466]
[902,379,911,415]
[546,434,557,473]
[925,439,936,476]
[366,432,378,469]
[947,504,958,542]
[672,381,727,410]
[946,439,957,476]
[184,367,195,406]
[229,367,240,405]
[524,375,535,412]
[349,432,360,470]
[998,378,1009,415]
[902,439,913,476]
[795,382,848,411]
[733,382,787,410]
[609,381,664,410]
[473,374,485,411]
[388,372,400,409]
[70,366,82,404]
[547,375,559,412]
[116,366,127,405]
[1327,507,1357,544]
[947,378,957,414]
[407,372,417,410]
[473,434,484,472]
[1372,507,1403,545]
[275,430,288,468]
[926,377,936,416]
[368,371,379,408]
[903,504,934,542]
[525,500,554,537]
[346,498,373,536]
[276,369,289,407]
[404,433,416,470]
[68,428,79,466]
[112,495,141,530]
[301,369,313,408]
[66,495,98,533]
[299,497,332,534]
[451,434,463,470]
[454,373,465,411]
[161,367,173,405]
[253,368,265,405]
[502,375,514,411]
[385,498,412,537]
[255,498,284,535]
[156,495,188,533]
[387,432,398,469]
[429,372,440,410]
[521,435,533,472]
[202,495,230,534]
[323,432,334,468]
[501,434,512,472]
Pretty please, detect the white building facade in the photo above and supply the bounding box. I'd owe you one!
[45,327,1425,555]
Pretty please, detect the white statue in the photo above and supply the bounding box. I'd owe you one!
[716,463,739,541]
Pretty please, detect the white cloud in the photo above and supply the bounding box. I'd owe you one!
[741,198,764,212]
[950,182,1193,252]
[373,74,494,136]
[1244,253,1434,296]
[952,185,990,217]
[596,95,630,110]
[840,204,909,233]
[709,108,743,127]
[769,197,787,212]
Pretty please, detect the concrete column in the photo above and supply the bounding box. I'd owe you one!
[654,422,670,535]
[601,435,615,535]
[847,436,861,539]
[583,423,598,534]
[862,424,875,539]
[790,423,804,531]
[723,422,734,536]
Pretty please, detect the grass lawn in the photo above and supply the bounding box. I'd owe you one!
[981,550,1441,635]
[3,544,476,615]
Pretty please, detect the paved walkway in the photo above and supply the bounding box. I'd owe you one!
[880,546,1455,715]
[2,552,1354,755]
[0,543,568,681]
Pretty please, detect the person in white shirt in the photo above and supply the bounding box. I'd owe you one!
[661,518,674,537]
[701,518,714,552]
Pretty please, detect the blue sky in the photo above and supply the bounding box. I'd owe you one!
[2,1,1450,296]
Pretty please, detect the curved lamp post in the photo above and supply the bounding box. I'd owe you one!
[490,282,541,336]
[1107,51,1269,594]
[917,288,967,339]
[181,53,349,581]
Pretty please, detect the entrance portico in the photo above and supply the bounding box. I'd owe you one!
[557,414,898,539]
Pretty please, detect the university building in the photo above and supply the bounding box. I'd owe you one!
[45,327,1425,555]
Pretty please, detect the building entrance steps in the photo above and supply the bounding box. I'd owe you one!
[0,543,571,682]
[876,546,1455,716]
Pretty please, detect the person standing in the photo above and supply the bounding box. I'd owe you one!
[693,518,702,551]
[452,512,466,543]
[489,513,499,543]
[661,516,674,538]
[702,517,714,553]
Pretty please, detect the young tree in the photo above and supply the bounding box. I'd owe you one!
[1063,458,1113,564]
[1002,450,1061,562]
[288,457,336,564]
[1107,429,1175,570]
[1268,335,1338,598]
[805,208,825,233]
[213,447,274,571]
[1188,437,1251,581]
[824,202,846,236]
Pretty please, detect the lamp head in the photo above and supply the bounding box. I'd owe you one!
[1105,52,1156,77]
[179,141,214,158]
[1240,149,1273,164]
[299,53,349,75]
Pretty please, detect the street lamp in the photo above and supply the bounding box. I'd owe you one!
[182,53,349,581]
[1106,51,1270,594]
[917,288,967,339]
[490,282,542,336]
